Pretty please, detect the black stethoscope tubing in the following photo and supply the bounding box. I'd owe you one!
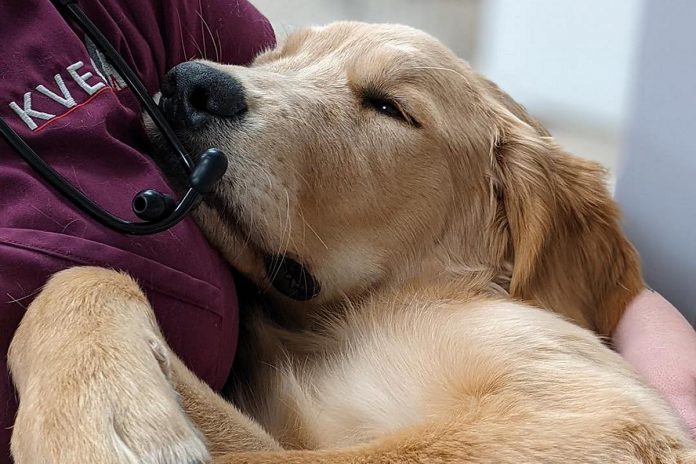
[0,0,227,235]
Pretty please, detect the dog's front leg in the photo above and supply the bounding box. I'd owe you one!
[7,267,211,463]
[169,355,282,457]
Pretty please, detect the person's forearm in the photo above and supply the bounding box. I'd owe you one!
[613,288,696,434]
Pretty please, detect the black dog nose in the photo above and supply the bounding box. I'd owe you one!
[159,62,247,129]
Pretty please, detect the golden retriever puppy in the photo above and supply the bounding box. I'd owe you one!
[9,22,696,463]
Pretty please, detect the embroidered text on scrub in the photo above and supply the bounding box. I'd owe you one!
[8,61,106,130]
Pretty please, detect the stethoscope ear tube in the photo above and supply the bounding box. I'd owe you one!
[0,0,228,235]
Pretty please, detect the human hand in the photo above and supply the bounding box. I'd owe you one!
[613,289,696,438]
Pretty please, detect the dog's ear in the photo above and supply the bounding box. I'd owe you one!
[486,84,643,336]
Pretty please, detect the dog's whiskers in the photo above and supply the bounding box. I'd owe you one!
[285,115,327,155]
[266,188,295,286]
[298,207,329,250]
[197,0,207,59]
[174,9,189,61]
[224,180,256,264]
[240,156,275,193]
[215,29,223,64]
[196,8,220,63]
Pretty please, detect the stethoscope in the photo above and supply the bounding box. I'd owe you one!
[0,0,228,235]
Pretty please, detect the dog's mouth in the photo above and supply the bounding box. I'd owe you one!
[204,190,321,302]
[263,255,321,301]
[148,93,322,302]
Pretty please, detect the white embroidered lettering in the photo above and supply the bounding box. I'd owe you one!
[67,61,106,95]
[89,57,108,83]
[9,92,56,130]
[36,74,76,108]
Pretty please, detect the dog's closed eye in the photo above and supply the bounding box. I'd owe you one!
[364,96,402,119]
[361,89,420,128]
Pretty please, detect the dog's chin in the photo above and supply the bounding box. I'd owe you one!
[144,114,324,303]
[195,198,269,287]
[200,192,322,302]
[142,112,263,279]
[143,102,299,293]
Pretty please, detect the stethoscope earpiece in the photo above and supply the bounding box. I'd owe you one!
[132,190,176,222]
[189,148,229,194]
[132,148,228,222]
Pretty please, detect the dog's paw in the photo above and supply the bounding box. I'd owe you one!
[8,267,211,463]
[10,339,210,464]
[13,407,209,464]
[12,352,209,464]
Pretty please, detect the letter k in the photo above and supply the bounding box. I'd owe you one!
[9,92,56,130]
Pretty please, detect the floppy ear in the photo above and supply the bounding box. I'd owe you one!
[488,98,643,336]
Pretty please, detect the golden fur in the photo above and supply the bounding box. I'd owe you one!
[8,22,695,463]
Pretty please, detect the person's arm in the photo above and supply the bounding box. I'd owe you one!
[613,289,696,437]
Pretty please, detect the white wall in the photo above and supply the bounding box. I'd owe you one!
[615,0,696,324]
[476,0,644,134]
[251,0,481,59]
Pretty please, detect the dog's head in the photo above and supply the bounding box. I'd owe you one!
[151,22,642,334]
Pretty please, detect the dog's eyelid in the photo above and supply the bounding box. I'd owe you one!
[360,88,421,128]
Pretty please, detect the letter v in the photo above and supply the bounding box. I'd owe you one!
[36,74,76,108]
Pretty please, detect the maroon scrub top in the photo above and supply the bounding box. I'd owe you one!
[0,1,275,461]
